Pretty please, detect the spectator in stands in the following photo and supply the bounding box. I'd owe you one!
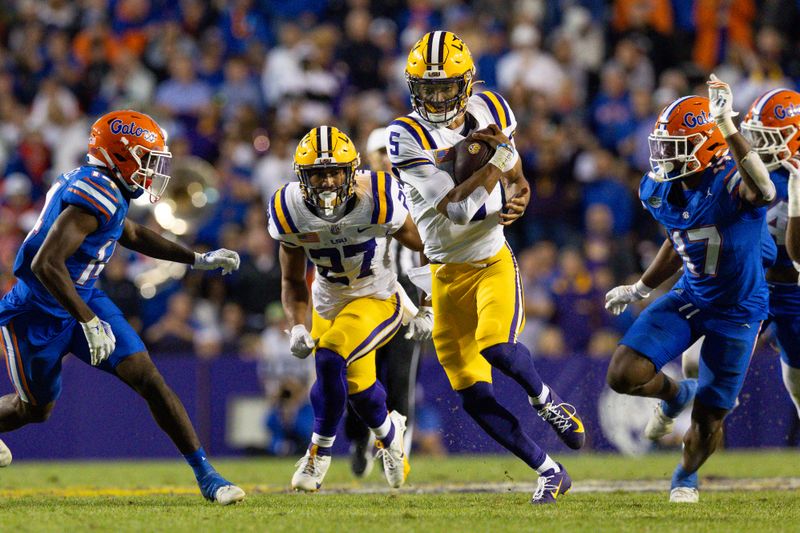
[145,292,198,355]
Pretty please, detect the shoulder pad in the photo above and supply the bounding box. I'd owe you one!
[269,184,300,235]
[389,116,438,151]
[369,171,396,225]
[473,91,514,131]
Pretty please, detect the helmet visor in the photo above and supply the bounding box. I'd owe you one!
[298,163,355,216]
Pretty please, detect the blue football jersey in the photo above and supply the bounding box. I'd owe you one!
[639,157,769,320]
[7,166,128,319]
[766,167,794,270]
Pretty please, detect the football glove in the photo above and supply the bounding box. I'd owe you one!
[604,281,653,316]
[80,316,116,366]
[707,73,738,137]
[288,324,315,359]
[193,249,240,275]
[405,306,433,341]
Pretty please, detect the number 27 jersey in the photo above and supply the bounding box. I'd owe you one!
[267,171,409,319]
[639,157,769,321]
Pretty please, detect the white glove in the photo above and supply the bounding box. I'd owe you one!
[80,316,116,366]
[604,280,653,316]
[193,249,240,275]
[405,306,433,340]
[287,324,315,359]
[708,73,738,137]
[781,157,800,217]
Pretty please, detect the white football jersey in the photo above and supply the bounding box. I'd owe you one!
[386,90,518,264]
[268,170,409,319]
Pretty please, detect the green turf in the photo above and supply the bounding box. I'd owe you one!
[1,451,799,533]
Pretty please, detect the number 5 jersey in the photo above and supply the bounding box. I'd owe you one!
[268,171,410,319]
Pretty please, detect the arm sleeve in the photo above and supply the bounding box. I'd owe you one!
[62,177,120,225]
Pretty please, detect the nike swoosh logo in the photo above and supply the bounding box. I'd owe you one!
[551,478,563,499]
[357,227,371,233]
[564,406,585,434]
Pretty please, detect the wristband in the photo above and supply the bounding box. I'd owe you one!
[634,279,654,298]
[716,116,737,138]
[789,173,800,218]
[489,143,515,173]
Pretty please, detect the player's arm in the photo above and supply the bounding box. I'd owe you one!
[279,243,315,358]
[708,74,774,207]
[605,238,681,315]
[784,158,800,263]
[499,157,530,226]
[436,124,516,224]
[391,214,424,252]
[119,219,240,274]
[31,206,100,322]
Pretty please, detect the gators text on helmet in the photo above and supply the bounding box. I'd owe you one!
[87,110,172,202]
[741,88,800,170]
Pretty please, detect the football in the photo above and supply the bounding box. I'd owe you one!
[437,136,493,184]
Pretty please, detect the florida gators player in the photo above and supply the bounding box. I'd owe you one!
[268,126,430,492]
[604,76,776,503]
[386,30,585,505]
[0,110,245,505]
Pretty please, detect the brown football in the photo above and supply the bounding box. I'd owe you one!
[436,137,493,184]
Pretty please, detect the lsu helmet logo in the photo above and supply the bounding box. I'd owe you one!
[682,110,713,129]
[109,118,158,143]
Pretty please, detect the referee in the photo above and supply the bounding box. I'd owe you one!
[344,128,428,477]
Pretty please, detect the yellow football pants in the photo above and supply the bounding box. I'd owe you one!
[311,293,402,394]
[430,243,525,390]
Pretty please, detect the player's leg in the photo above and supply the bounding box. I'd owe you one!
[607,292,699,440]
[474,245,585,449]
[342,295,408,488]
[73,295,244,504]
[432,261,568,503]
[669,317,761,503]
[773,315,800,418]
[344,399,374,477]
[379,329,421,453]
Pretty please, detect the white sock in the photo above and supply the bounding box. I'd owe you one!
[529,385,551,408]
[536,454,560,475]
[311,433,336,448]
[371,415,393,440]
[781,361,800,418]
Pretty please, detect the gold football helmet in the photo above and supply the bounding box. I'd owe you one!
[294,126,360,219]
[405,30,475,126]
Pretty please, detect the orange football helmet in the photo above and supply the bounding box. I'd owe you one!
[740,88,800,170]
[87,110,172,202]
[648,95,727,181]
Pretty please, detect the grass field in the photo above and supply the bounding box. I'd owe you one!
[1,451,799,533]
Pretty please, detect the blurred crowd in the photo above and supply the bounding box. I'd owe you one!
[0,0,797,451]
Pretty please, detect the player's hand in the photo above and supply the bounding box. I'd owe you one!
[471,124,511,150]
[500,188,529,226]
[707,73,738,121]
[405,306,433,341]
[193,249,240,275]
[780,156,800,180]
[604,281,652,316]
[80,316,116,366]
[287,324,315,359]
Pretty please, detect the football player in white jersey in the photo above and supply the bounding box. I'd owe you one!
[268,126,430,492]
[386,30,585,504]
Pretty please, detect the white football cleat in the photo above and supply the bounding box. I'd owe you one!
[214,484,245,505]
[292,445,331,492]
[644,403,675,441]
[0,439,11,467]
[669,487,699,503]
[375,411,410,489]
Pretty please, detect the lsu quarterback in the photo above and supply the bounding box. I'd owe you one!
[386,31,586,504]
[604,76,776,502]
[268,126,431,491]
[0,110,244,504]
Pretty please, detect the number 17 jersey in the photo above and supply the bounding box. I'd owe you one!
[639,157,769,321]
[267,171,409,319]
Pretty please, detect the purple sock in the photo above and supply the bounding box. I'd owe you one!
[481,342,544,398]
[458,382,547,470]
[310,348,348,437]
[348,382,391,443]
